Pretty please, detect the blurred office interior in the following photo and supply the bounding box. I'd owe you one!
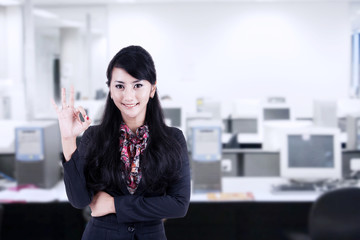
[2,0,360,239]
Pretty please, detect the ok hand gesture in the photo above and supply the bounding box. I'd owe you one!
[51,87,91,161]
[52,87,92,140]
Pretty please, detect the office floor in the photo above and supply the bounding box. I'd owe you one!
[1,201,312,240]
[165,202,312,240]
[1,203,85,240]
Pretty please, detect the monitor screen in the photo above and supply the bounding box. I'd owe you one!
[231,118,258,134]
[192,126,222,161]
[15,128,44,161]
[280,128,341,181]
[163,108,181,127]
[264,108,290,121]
[288,135,334,168]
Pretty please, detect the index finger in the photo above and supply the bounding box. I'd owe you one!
[51,98,59,113]
[69,86,75,108]
[61,88,67,108]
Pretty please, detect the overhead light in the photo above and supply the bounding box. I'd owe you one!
[116,0,136,3]
[0,0,21,6]
[33,8,58,19]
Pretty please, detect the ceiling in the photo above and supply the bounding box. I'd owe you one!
[4,0,360,32]
[29,0,360,6]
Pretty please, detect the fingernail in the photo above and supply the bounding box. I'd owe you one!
[87,116,89,120]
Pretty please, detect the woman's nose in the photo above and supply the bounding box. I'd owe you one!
[123,88,135,100]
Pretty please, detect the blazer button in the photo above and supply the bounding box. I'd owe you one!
[127,226,135,232]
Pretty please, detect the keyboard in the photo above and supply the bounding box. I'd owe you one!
[272,183,316,192]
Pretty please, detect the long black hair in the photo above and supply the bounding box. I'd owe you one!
[84,46,182,194]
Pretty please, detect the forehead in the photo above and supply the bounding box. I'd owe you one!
[111,68,137,82]
[111,68,151,85]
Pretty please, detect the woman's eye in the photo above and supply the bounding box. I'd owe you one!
[134,84,143,89]
[115,84,124,89]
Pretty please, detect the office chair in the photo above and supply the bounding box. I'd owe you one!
[0,204,3,239]
[308,187,360,240]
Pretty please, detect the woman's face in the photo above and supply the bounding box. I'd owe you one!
[110,67,156,125]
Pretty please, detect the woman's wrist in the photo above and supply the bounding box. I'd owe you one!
[109,196,116,214]
[61,137,77,161]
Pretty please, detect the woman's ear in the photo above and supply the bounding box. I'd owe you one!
[150,85,156,98]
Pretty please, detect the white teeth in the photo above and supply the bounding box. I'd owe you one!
[124,103,137,107]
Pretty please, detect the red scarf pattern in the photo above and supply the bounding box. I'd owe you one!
[119,123,149,194]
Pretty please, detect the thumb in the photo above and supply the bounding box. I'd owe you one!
[82,116,92,131]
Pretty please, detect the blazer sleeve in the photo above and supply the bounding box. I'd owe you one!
[114,128,191,223]
[62,127,94,209]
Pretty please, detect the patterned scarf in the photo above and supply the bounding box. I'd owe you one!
[119,123,149,194]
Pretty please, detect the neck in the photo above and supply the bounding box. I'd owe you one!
[122,118,145,133]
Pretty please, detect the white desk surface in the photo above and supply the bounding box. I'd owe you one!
[0,177,358,204]
[190,177,359,203]
[0,180,68,203]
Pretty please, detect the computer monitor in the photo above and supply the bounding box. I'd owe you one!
[191,123,222,161]
[263,107,290,121]
[231,118,258,134]
[163,107,182,128]
[280,127,341,181]
[185,112,212,149]
[337,99,360,132]
[231,98,262,136]
[263,120,312,151]
[197,99,222,120]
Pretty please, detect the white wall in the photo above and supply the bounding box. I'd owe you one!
[108,2,350,118]
[91,34,108,94]
[33,28,60,118]
[40,6,108,100]
[3,6,26,120]
[60,28,85,94]
[0,7,6,80]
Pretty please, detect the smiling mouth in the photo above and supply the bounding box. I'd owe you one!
[122,103,139,108]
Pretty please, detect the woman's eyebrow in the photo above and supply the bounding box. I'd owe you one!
[114,80,142,84]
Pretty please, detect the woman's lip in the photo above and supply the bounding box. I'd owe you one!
[122,103,139,108]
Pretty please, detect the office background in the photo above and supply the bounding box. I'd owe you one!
[2,0,360,240]
[0,0,358,121]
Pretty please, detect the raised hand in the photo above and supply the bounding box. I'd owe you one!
[51,86,91,160]
[52,87,91,139]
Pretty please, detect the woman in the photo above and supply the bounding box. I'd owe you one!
[52,46,190,240]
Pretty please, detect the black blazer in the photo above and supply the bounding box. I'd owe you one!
[62,125,191,239]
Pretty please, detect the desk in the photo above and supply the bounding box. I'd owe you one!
[0,180,67,203]
[0,178,358,240]
[0,180,84,240]
[191,177,322,202]
[172,177,360,240]
[0,177,328,204]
